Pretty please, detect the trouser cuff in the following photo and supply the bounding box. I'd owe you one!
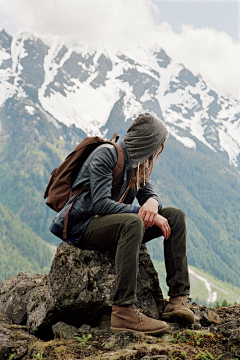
[168,290,190,297]
[112,295,137,306]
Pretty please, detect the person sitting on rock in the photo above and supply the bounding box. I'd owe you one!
[50,112,195,334]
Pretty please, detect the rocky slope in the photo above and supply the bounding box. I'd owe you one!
[0,243,239,360]
[1,305,240,359]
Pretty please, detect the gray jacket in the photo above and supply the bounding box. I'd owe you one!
[50,140,162,242]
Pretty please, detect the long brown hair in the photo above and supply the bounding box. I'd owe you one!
[130,139,166,190]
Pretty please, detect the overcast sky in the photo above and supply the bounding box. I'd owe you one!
[0,0,239,100]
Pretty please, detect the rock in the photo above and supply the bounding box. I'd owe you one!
[214,305,240,359]
[201,308,221,326]
[1,303,240,359]
[78,324,92,334]
[0,272,48,326]
[0,242,164,339]
[216,304,240,321]
[103,331,149,350]
[225,329,240,359]
[52,321,78,339]
[0,313,37,359]
[191,303,221,327]
[217,319,240,337]
[229,328,240,343]
[0,272,53,339]
[91,327,107,335]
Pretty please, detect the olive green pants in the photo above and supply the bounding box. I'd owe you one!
[78,207,190,306]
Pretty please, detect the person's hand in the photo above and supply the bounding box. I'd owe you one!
[138,198,159,229]
[154,214,171,239]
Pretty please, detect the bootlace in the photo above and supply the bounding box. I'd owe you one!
[135,307,144,325]
[182,298,190,308]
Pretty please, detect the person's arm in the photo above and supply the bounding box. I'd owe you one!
[138,197,159,229]
[154,213,171,239]
[137,196,171,238]
[89,145,139,215]
[136,181,162,209]
[136,182,162,228]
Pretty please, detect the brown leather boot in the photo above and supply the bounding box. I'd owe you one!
[110,305,169,335]
[161,296,195,324]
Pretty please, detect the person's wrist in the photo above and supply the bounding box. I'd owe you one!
[151,198,159,212]
[147,198,159,206]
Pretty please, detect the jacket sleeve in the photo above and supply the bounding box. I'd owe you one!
[136,181,162,210]
[89,145,138,215]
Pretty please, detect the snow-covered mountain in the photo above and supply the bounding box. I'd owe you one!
[0,29,240,167]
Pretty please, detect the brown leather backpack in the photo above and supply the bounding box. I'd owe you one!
[44,133,124,214]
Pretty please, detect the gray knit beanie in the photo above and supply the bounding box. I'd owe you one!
[124,113,168,167]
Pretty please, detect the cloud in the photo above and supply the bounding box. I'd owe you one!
[155,23,240,100]
[0,0,157,48]
[0,0,239,100]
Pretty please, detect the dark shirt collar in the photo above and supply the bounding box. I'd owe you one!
[119,139,133,168]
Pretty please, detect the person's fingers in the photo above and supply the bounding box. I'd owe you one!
[163,228,167,238]
[144,212,151,228]
[164,223,171,239]
[160,220,168,238]
[145,213,155,229]
[138,207,143,218]
[149,213,157,227]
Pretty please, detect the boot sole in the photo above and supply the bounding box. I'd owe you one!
[161,310,195,324]
[110,323,169,335]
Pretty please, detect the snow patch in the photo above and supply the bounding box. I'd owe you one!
[169,127,196,149]
[218,128,240,167]
[39,40,73,102]
[190,111,215,151]
[0,69,16,106]
[191,80,214,109]
[40,80,120,135]
[25,105,35,115]
[157,62,182,110]
[120,47,162,73]
[140,89,152,103]
[123,94,143,121]
[0,50,11,66]
[11,36,28,73]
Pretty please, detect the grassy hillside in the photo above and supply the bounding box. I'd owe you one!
[0,202,55,282]
[0,96,86,246]
[149,255,240,307]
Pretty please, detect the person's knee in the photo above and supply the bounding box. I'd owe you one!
[162,207,185,227]
[175,208,185,222]
[126,213,145,228]
[171,208,186,233]
[123,213,145,238]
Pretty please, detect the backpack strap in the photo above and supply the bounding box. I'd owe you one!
[112,142,124,182]
[110,133,119,142]
[63,185,90,239]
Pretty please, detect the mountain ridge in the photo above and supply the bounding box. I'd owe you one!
[1,30,239,167]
